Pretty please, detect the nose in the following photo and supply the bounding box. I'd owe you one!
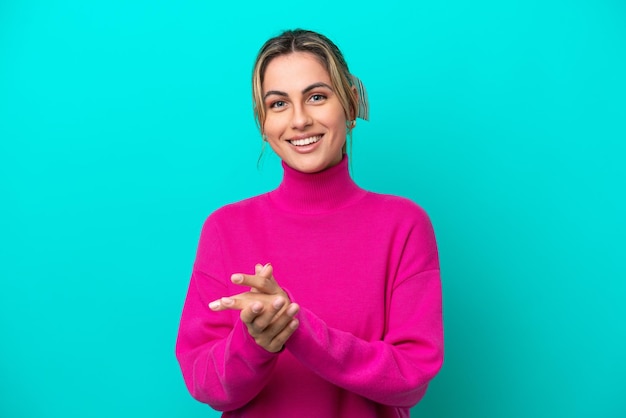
[291,103,312,130]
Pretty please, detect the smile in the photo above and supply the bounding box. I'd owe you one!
[288,135,322,146]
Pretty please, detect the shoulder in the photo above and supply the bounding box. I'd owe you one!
[198,193,270,236]
[358,192,437,246]
[361,192,439,278]
[362,191,432,224]
[207,193,269,221]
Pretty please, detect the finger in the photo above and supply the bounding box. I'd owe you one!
[231,263,279,294]
[241,296,285,330]
[270,318,299,352]
[208,295,252,312]
[240,301,265,328]
[265,302,299,332]
[250,303,300,352]
[229,263,265,286]
[251,263,263,293]
[241,296,287,332]
[265,310,300,352]
[250,302,299,343]
[259,263,273,278]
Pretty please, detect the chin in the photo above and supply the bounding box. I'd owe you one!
[289,163,325,174]
[284,152,343,174]
[286,158,333,174]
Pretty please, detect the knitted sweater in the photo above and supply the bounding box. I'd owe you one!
[176,156,443,418]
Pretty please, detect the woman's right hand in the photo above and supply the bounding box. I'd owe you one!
[209,263,300,353]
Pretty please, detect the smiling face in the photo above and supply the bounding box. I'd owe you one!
[262,52,349,173]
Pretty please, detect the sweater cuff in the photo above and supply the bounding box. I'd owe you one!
[284,305,324,356]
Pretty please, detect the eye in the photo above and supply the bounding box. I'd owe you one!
[269,100,287,109]
[309,94,326,103]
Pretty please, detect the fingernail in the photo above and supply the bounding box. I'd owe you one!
[251,303,262,313]
[290,319,299,330]
[287,304,299,316]
[261,263,271,274]
[209,301,220,310]
[273,297,285,310]
[231,274,243,284]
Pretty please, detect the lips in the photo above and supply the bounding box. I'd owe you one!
[288,135,322,146]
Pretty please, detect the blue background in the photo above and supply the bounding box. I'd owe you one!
[1,1,625,417]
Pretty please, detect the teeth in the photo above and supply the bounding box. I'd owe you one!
[289,135,322,146]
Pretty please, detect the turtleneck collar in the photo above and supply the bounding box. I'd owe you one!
[268,155,367,215]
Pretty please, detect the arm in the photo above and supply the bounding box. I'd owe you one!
[175,220,283,411]
[206,205,443,408]
[287,268,443,408]
[216,268,443,408]
[283,210,443,407]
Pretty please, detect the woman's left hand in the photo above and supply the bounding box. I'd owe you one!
[208,263,300,352]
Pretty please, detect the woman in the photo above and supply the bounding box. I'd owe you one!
[176,29,443,418]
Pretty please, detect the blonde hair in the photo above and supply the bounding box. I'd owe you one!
[252,29,358,150]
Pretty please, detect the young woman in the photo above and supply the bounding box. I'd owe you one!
[176,29,443,418]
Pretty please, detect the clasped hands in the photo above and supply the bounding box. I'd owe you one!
[209,263,300,353]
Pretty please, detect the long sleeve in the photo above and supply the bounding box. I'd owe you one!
[286,208,443,408]
[175,218,279,411]
[287,269,442,407]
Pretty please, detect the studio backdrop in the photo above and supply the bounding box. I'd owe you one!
[1,1,624,417]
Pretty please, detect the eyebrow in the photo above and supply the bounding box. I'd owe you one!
[263,82,333,100]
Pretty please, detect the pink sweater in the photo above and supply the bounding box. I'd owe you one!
[176,156,443,417]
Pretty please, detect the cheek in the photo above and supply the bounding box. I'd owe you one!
[322,105,348,133]
[263,114,285,139]
[329,114,348,136]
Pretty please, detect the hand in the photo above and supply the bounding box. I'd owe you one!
[209,264,300,353]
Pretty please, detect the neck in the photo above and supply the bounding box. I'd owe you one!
[268,155,366,214]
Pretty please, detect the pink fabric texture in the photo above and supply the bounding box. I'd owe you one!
[176,156,443,417]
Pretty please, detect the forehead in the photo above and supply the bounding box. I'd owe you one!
[262,52,331,92]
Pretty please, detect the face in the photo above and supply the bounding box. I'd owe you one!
[262,52,349,173]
